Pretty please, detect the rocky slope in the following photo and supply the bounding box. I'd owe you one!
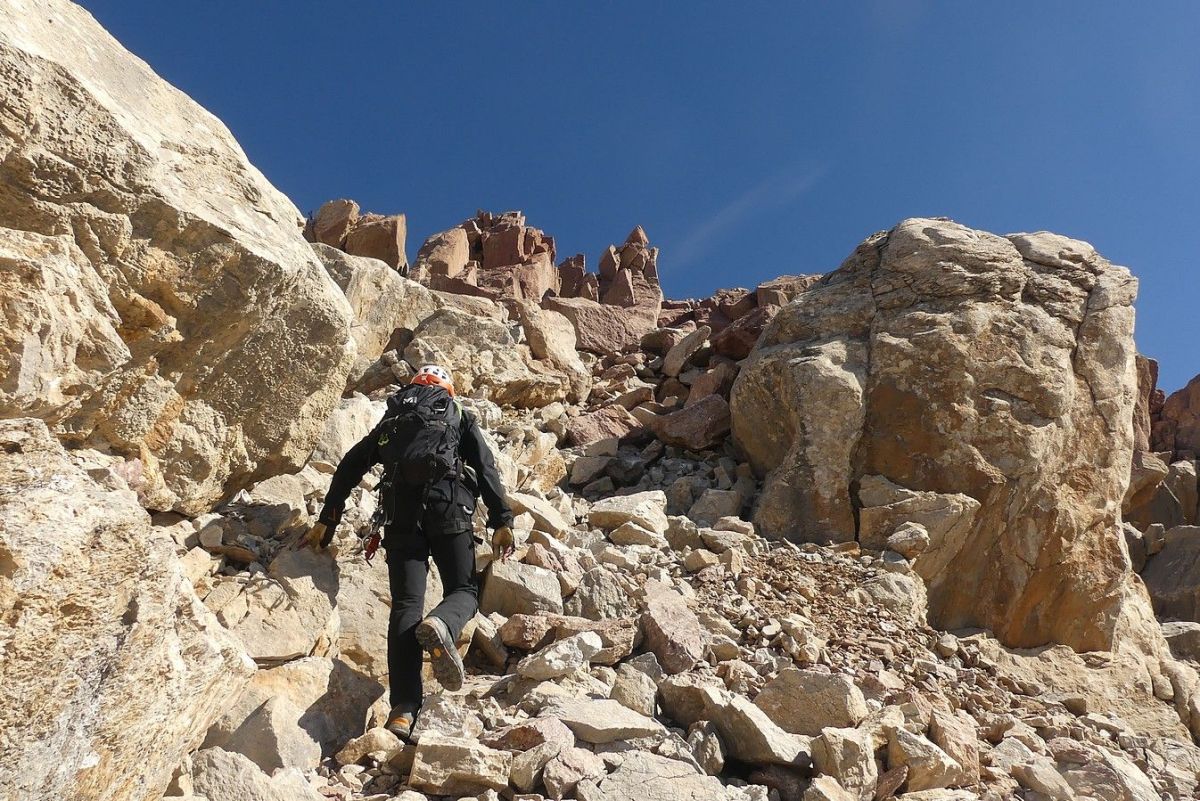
[3,3,1200,801]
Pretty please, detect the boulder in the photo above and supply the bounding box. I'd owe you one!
[663,325,712,377]
[305,198,359,247]
[203,656,382,759]
[574,751,738,801]
[1162,621,1200,661]
[1155,372,1200,459]
[1142,526,1200,620]
[753,669,868,736]
[812,727,878,801]
[565,405,643,447]
[227,547,339,665]
[343,212,407,270]
[407,734,512,796]
[543,747,606,799]
[518,302,592,402]
[711,304,781,360]
[221,696,321,773]
[544,296,662,354]
[308,394,385,472]
[546,698,665,743]
[640,579,706,674]
[0,1,354,513]
[886,729,961,792]
[480,560,564,617]
[648,395,731,452]
[732,218,1147,651]
[406,308,571,408]
[517,631,603,680]
[191,748,323,801]
[589,490,669,534]
[415,226,470,278]
[312,243,441,380]
[0,419,254,801]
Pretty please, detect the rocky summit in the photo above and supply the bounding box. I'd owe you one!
[2,3,1200,801]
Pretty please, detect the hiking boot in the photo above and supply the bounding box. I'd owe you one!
[384,705,417,741]
[415,615,465,691]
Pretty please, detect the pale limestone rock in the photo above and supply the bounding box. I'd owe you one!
[886,522,931,560]
[335,727,403,766]
[663,325,711,377]
[804,776,857,801]
[542,746,606,799]
[754,669,868,736]
[313,243,442,382]
[221,695,321,773]
[929,708,980,787]
[589,490,669,534]
[191,748,323,801]
[574,750,743,801]
[0,419,253,801]
[480,560,564,616]
[408,734,513,795]
[509,491,572,537]
[517,631,603,680]
[811,727,878,801]
[308,394,385,473]
[611,663,658,717]
[203,656,382,759]
[409,694,485,742]
[228,548,339,665]
[548,698,666,743]
[518,302,592,403]
[732,219,1146,651]
[0,1,354,513]
[887,728,962,792]
[406,308,571,408]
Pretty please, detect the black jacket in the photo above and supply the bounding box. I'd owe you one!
[318,396,514,540]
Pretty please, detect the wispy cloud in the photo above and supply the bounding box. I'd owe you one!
[669,162,828,269]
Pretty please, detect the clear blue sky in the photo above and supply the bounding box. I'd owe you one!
[79,1,1199,392]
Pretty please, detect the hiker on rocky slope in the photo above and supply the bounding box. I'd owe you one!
[302,364,515,740]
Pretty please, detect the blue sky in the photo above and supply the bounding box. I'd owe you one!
[80,1,1200,391]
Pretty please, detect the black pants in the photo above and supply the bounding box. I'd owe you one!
[385,525,479,710]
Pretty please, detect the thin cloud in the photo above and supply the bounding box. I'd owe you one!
[669,163,827,269]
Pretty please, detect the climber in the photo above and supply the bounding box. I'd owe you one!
[301,364,515,741]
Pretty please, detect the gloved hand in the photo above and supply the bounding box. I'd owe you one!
[301,522,334,551]
[491,525,515,562]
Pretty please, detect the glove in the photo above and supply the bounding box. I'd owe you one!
[491,525,515,562]
[302,522,334,551]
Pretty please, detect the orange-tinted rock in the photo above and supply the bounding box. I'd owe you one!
[343,213,407,270]
[711,305,780,360]
[565,404,642,447]
[305,198,359,247]
[649,395,731,452]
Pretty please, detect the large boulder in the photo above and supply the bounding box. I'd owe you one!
[0,0,355,514]
[405,308,571,408]
[312,243,442,383]
[732,219,1143,651]
[543,296,661,354]
[0,0,355,513]
[0,419,254,801]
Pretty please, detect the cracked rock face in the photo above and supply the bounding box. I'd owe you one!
[0,0,355,514]
[732,218,1143,650]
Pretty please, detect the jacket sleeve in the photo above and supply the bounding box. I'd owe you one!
[459,411,515,530]
[317,428,381,528]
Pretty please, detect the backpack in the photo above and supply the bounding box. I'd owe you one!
[376,383,463,486]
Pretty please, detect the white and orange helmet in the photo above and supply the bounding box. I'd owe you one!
[411,364,454,395]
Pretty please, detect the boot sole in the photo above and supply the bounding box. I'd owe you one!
[415,618,465,692]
